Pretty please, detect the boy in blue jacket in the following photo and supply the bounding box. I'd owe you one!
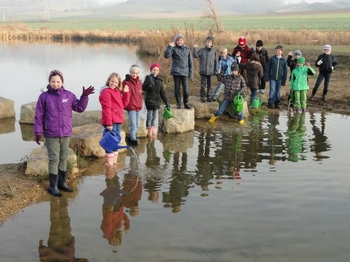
[264,45,288,109]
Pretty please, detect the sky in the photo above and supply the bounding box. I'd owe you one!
[95,0,331,4]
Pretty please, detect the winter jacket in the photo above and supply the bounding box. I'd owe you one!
[232,45,252,64]
[164,44,194,78]
[34,85,88,138]
[255,48,269,69]
[287,56,298,81]
[99,86,130,126]
[142,74,169,110]
[193,46,217,76]
[217,55,238,76]
[290,66,315,91]
[218,72,247,102]
[315,53,338,74]
[241,61,264,89]
[264,55,288,86]
[100,205,130,241]
[123,76,143,111]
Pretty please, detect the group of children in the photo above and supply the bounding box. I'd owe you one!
[33,33,338,197]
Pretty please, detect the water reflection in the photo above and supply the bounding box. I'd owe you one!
[285,113,308,162]
[38,196,89,262]
[309,111,331,161]
[0,117,15,134]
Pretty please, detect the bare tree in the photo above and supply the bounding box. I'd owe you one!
[203,0,223,32]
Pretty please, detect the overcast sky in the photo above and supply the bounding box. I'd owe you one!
[95,0,331,3]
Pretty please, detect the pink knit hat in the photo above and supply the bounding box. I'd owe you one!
[150,63,161,71]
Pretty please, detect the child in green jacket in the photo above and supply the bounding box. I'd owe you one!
[290,56,315,113]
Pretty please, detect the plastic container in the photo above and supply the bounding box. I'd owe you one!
[99,130,130,151]
[163,107,174,120]
[253,97,263,109]
[233,94,244,113]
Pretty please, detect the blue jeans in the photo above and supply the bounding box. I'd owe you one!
[250,88,258,106]
[214,100,244,121]
[268,79,282,105]
[312,72,332,96]
[146,109,157,128]
[212,83,224,99]
[128,110,140,140]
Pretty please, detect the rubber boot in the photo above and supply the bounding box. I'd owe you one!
[151,126,158,136]
[48,173,62,197]
[184,95,191,109]
[105,153,114,166]
[58,170,73,192]
[209,115,218,123]
[113,151,118,165]
[147,127,152,137]
[175,93,181,109]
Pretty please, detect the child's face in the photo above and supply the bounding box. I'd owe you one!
[130,69,139,79]
[275,49,283,56]
[297,62,303,67]
[205,39,212,48]
[176,37,184,46]
[108,76,119,89]
[232,70,239,75]
[221,49,228,57]
[151,67,160,76]
[256,46,262,51]
[324,49,331,54]
[49,75,63,90]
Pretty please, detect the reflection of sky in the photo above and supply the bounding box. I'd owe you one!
[0,41,148,115]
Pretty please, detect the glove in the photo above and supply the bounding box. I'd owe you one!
[82,86,95,96]
[250,47,255,53]
[317,60,323,65]
[125,74,131,81]
[149,74,155,83]
[35,135,41,145]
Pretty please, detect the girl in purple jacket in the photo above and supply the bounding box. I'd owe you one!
[34,70,95,197]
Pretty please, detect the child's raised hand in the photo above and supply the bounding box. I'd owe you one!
[193,44,198,48]
[123,84,130,92]
[82,86,95,96]
[169,42,175,47]
[306,62,311,67]
[288,51,293,56]
[236,51,241,57]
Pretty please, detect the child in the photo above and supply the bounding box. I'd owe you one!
[287,50,302,79]
[310,44,338,102]
[290,56,315,113]
[241,54,263,107]
[211,46,239,101]
[255,40,269,94]
[208,63,247,124]
[264,45,288,109]
[164,33,193,109]
[34,69,95,197]
[232,36,253,77]
[123,65,143,145]
[193,36,217,102]
[99,72,131,165]
[142,63,170,137]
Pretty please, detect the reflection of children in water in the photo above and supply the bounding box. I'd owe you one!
[266,113,285,165]
[38,197,89,262]
[144,141,161,202]
[309,112,331,161]
[285,113,307,162]
[195,132,214,191]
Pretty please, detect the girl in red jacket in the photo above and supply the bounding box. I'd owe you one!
[99,72,130,165]
[123,64,143,146]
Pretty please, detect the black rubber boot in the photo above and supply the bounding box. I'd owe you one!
[274,102,280,109]
[48,173,62,197]
[58,170,73,192]
[175,93,181,109]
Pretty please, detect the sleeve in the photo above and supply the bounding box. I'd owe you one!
[315,55,322,67]
[214,51,218,74]
[290,71,295,90]
[264,58,271,81]
[240,76,247,96]
[265,50,269,63]
[193,47,199,58]
[332,55,338,69]
[281,59,288,86]
[99,91,113,126]
[164,45,173,59]
[159,81,169,105]
[307,67,316,76]
[287,55,293,67]
[34,95,45,136]
[258,64,264,79]
[142,75,152,91]
[72,93,88,113]
[188,48,194,78]
[122,91,131,108]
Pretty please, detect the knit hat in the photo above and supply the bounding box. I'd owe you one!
[323,44,331,50]
[150,63,161,71]
[129,64,140,73]
[231,63,240,72]
[174,33,184,42]
[275,45,283,51]
[293,50,302,56]
[238,36,246,47]
[256,40,263,47]
[48,69,64,82]
[205,36,214,44]
[297,56,305,65]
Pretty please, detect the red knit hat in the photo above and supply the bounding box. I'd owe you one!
[238,36,246,47]
[150,63,161,71]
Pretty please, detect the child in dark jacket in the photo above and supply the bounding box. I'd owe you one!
[310,44,338,102]
[232,36,253,77]
[209,63,247,124]
[34,69,95,197]
[164,33,193,109]
[255,40,269,94]
[193,36,217,102]
[142,63,170,138]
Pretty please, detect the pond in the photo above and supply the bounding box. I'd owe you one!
[1,42,350,261]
